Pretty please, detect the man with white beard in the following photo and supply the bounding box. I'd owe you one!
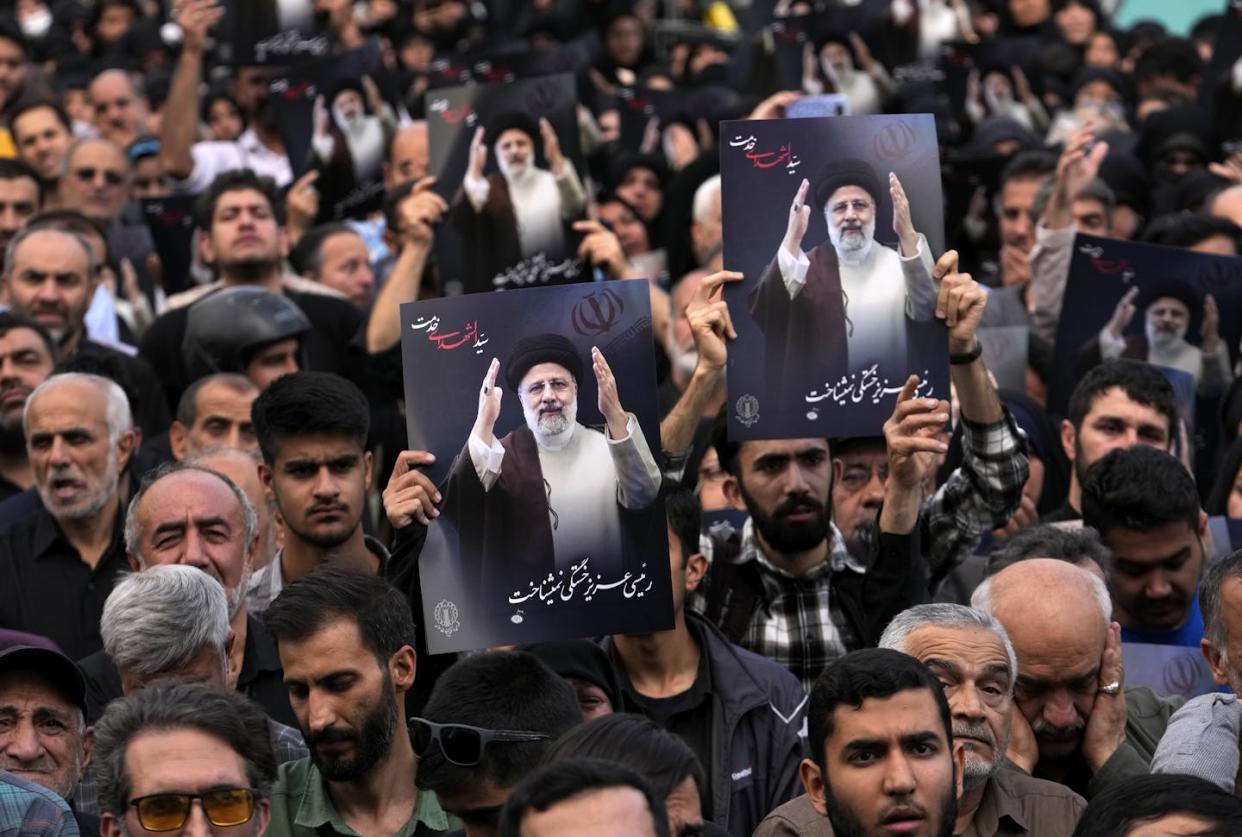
[749,158,937,409]
[1095,282,1232,398]
[439,334,661,622]
[453,112,586,287]
[309,78,395,210]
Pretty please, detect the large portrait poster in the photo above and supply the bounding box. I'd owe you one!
[426,74,588,295]
[720,114,948,440]
[1047,234,1242,415]
[400,281,673,653]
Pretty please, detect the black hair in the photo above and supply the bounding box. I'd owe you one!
[1071,774,1242,837]
[29,208,108,246]
[808,648,952,774]
[999,149,1057,186]
[987,524,1111,576]
[1080,446,1200,538]
[710,406,739,478]
[194,169,284,230]
[381,180,415,237]
[663,482,701,565]
[93,681,276,819]
[0,157,42,205]
[200,90,244,128]
[543,713,706,802]
[0,310,56,362]
[263,565,416,666]
[289,222,359,277]
[1133,37,1203,89]
[10,97,71,139]
[1206,438,1242,516]
[251,371,370,464]
[1142,213,1242,253]
[0,18,30,57]
[174,372,257,429]
[415,651,582,798]
[1066,359,1178,438]
[498,758,670,837]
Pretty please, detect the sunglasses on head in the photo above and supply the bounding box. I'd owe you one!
[128,788,261,832]
[409,717,550,767]
[73,167,125,186]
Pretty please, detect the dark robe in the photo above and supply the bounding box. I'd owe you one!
[1075,332,1149,379]
[450,173,524,294]
[435,424,664,643]
[748,242,849,412]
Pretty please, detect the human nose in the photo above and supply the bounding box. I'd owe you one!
[1146,571,1173,600]
[1043,690,1077,728]
[882,753,917,797]
[307,692,339,734]
[313,467,339,499]
[1,718,44,761]
[179,529,211,569]
[33,277,60,303]
[953,682,986,722]
[179,799,213,837]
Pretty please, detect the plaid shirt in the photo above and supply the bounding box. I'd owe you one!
[689,409,1026,692]
[690,520,865,692]
[0,772,75,836]
[920,409,1029,586]
[73,719,307,818]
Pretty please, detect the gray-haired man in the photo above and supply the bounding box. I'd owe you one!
[74,564,306,818]
[755,603,1085,836]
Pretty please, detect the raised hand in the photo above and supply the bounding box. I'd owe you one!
[1105,286,1139,340]
[1203,293,1221,353]
[466,126,487,181]
[285,170,320,234]
[173,0,223,53]
[593,346,628,438]
[685,270,742,373]
[890,172,918,256]
[573,219,627,279]
[783,177,812,258]
[933,250,987,353]
[539,117,565,175]
[472,358,503,446]
[1056,122,1109,203]
[398,176,448,248]
[383,450,440,527]
[883,375,951,491]
[1083,623,1128,772]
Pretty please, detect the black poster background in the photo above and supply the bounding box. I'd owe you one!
[400,281,672,653]
[222,0,328,66]
[426,74,586,295]
[720,114,948,441]
[141,195,198,297]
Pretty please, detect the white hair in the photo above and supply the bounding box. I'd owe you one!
[879,603,1018,693]
[692,174,721,225]
[101,565,230,680]
[23,372,132,444]
[972,564,1113,629]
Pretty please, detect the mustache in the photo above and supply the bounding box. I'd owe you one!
[773,494,824,519]
[954,720,995,748]
[1031,717,1084,741]
[306,726,360,748]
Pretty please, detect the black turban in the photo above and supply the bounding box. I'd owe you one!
[504,333,584,391]
[813,157,883,210]
[486,111,540,149]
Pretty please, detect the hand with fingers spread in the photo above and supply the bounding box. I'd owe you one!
[592,347,629,438]
[1051,122,1109,225]
[573,219,627,279]
[173,0,223,53]
[685,270,742,373]
[1105,286,1139,341]
[472,358,504,446]
[383,450,441,528]
[883,376,950,491]
[783,177,812,258]
[1083,622,1128,772]
[890,172,919,256]
[932,250,987,353]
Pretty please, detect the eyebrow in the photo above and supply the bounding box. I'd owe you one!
[152,516,230,536]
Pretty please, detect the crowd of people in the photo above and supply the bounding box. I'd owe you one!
[0,0,1239,834]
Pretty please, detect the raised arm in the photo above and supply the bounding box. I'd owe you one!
[159,0,220,179]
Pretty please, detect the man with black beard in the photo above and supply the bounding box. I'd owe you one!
[800,649,963,837]
[0,313,54,500]
[264,566,455,836]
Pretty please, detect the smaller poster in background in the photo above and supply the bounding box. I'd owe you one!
[400,281,672,653]
[267,40,401,222]
[426,74,589,295]
[141,195,198,297]
[1122,642,1219,701]
[1047,234,1242,415]
[222,0,328,65]
[720,113,948,441]
[787,94,850,119]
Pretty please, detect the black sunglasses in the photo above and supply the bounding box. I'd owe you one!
[409,717,550,766]
[128,788,261,832]
[73,167,125,186]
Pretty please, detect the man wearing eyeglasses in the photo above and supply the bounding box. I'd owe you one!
[749,160,936,408]
[93,680,275,837]
[263,567,455,836]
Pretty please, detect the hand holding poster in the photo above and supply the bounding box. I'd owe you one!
[720,113,948,440]
[400,281,672,653]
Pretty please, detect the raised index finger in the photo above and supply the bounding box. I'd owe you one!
[391,449,436,477]
[793,178,809,209]
[484,357,500,388]
[696,270,744,303]
[896,374,920,404]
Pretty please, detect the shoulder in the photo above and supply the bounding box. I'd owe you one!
[163,284,220,312]
[0,489,45,540]
[694,614,805,706]
[753,795,832,837]
[1125,685,1186,717]
[280,275,348,301]
[274,757,313,791]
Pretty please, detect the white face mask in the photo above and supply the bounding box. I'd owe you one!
[20,8,52,38]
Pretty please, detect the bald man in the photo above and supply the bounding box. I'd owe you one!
[972,558,1182,799]
[196,447,279,571]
